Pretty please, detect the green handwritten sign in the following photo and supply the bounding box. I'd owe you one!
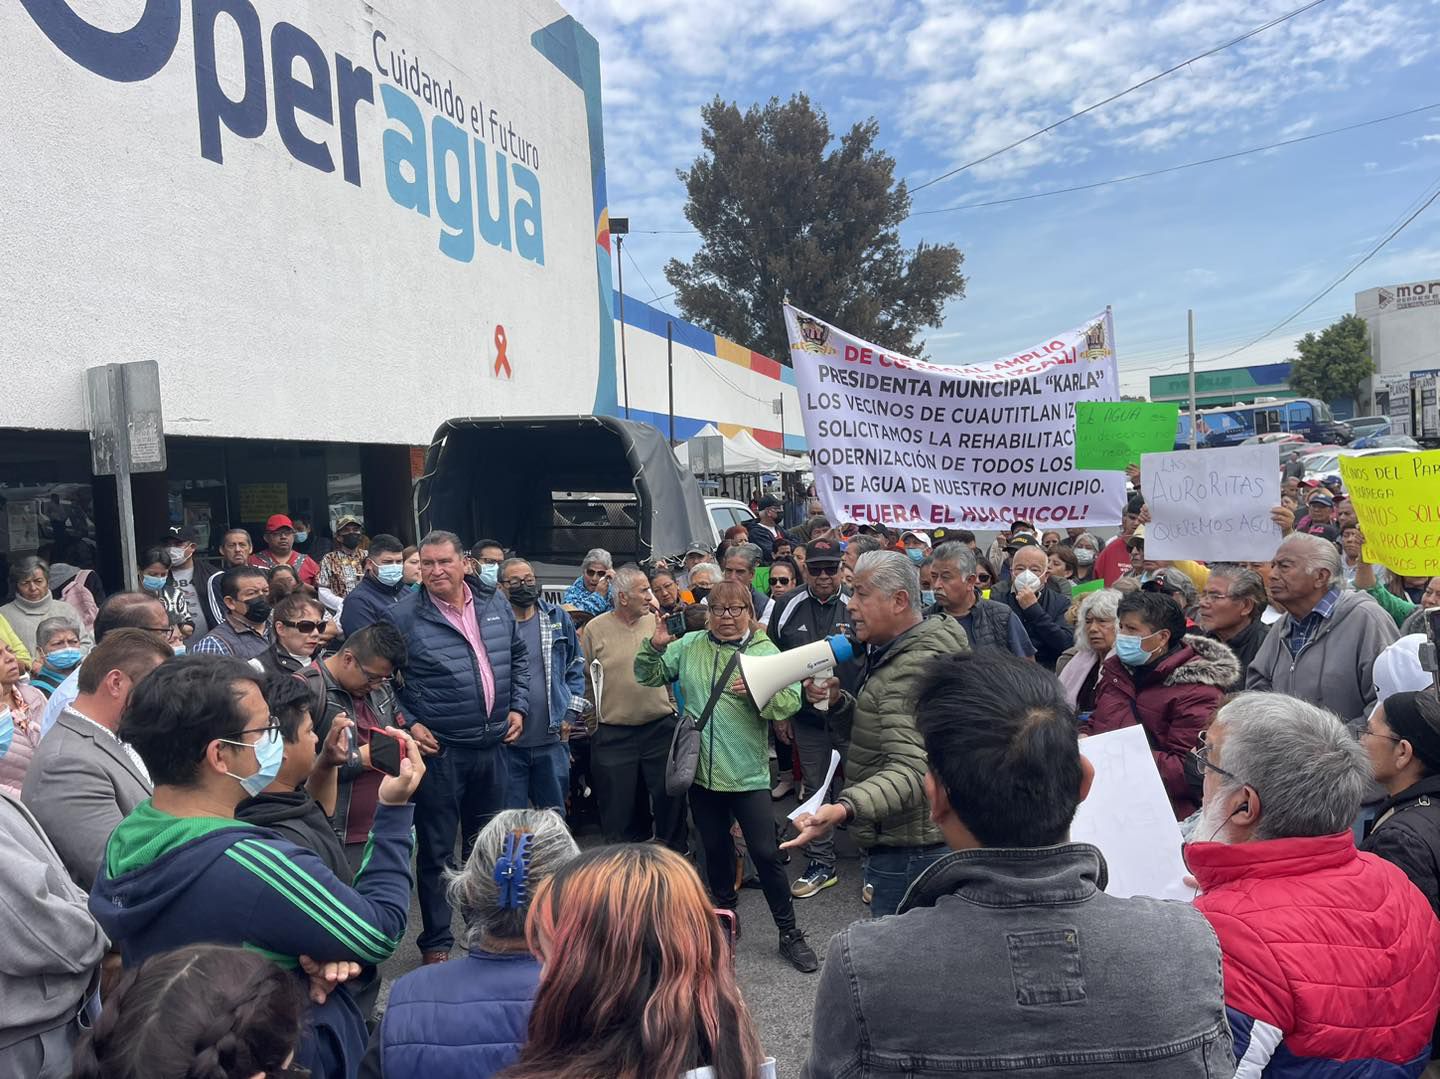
[1074,401,1181,472]
[1071,577,1105,596]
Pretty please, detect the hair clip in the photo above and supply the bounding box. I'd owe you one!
[493,831,534,910]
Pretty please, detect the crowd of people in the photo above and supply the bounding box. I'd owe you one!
[2,459,1440,1079]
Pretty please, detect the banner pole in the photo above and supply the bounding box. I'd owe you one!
[1187,309,1198,450]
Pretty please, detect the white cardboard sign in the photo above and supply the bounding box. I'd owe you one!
[1140,444,1281,562]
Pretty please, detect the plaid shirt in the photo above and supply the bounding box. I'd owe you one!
[1284,587,1340,658]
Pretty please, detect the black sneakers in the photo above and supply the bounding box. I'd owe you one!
[779,928,819,973]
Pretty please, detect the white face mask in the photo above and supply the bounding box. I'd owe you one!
[165,546,189,565]
[1013,569,1044,593]
[1075,548,1096,566]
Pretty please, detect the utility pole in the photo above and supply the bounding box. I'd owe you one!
[666,320,675,445]
[1187,309,1198,450]
[612,217,630,418]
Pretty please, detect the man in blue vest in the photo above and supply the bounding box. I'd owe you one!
[384,530,529,965]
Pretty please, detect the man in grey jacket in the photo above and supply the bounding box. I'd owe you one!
[803,651,1233,1079]
[1246,534,1399,727]
[0,790,107,1079]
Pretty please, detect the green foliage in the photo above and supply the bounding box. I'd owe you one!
[665,94,966,362]
[1286,314,1374,404]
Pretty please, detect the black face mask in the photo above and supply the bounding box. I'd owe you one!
[340,533,363,550]
[243,597,272,624]
[508,583,541,608]
[691,585,711,603]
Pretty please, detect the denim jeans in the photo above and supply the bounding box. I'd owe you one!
[413,743,506,951]
[502,741,570,811]
[866,843,948,917]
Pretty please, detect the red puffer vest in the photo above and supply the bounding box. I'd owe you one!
[1192,832,1440,1075]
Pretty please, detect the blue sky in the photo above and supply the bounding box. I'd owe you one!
[568,0,1440,396]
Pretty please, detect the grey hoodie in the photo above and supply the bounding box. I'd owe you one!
[0,790,106,1053]
[1246,590,1400,726]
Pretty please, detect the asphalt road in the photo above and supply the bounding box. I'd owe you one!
[377,787,869,1079]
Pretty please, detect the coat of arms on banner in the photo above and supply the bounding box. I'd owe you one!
[792,315,837,356]
[1081,319,1111,362]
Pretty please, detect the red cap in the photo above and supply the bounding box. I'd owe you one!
[264,514,294,533]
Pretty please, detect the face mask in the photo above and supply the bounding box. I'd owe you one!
[46,647,83,670]
[921,589,936,607]
[1013,570,1043,593]
[508,583,541,608]
[906,548,925,565]
[243,597,272,624]
[142,574,167,592]
[376,563,405,586]
[221,727,284,796]
[340,533,362,550]
[0,710,12,759]
[293,531,309,544]
[692,585,711,603]
[165,546,189,565]
[479,563,499,587]
[172,644,187,656]
[1075,548,1096,566]
[1115,632,1155,666]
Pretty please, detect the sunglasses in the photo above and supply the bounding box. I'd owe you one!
[771,577,794,586]
[279,619,328,634]
[808,564,840,576]
[976,573,993,584]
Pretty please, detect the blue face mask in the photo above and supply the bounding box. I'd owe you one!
[141,574,167,592]
[172,644,187,656]
[1115,632,1156,666]
[221,727,284,796]
[376,563,405,586]
[293,531,309,545]
[906,548,926,565]
[921,589,936,607]
[46,647,84,670]
[0,710,12,760]
[479,563,499,587]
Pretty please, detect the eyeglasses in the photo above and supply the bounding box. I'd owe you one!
[1190,729,1240,782]
[279,619,328,634]
[711,605,749,618]
[808,564,839,576]
[584,568,608,578]
[220,718,283,744]
[357,662,392,686]
[502,577,538,588]
[1199,590,1235,602]
[1359,724,1402,744]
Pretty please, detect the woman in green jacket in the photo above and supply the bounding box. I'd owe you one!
[635,579,817,973]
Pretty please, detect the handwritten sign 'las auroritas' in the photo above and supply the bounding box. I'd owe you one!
[1341,449,1440,575]
[1074,401,1180,471]
[783,304,1125,529]
[1140,444,1281,562]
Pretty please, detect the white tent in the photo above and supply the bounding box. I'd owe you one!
[674,425,806,474]
[729,429,805,473]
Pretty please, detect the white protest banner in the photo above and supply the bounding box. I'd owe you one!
[1140,444,1282,561]
[782,305,1125,529]
[1071,726,1190,902]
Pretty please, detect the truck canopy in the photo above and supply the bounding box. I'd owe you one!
[416,416,712,570]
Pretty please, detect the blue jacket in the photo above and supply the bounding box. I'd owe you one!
[530,599,587,734]
[361,948,540,1079]
[341,572,410,636]
[90,800,415,1079]
[385,580,529,747]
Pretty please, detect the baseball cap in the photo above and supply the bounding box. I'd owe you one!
[901,529,931,546]
[1143,567,1197,603]
[1307,492,1335,507]
[336,515,362,529]
[683,542,712,557]
[1369,634,1435,725]
[1007,533,1041,551]
[1126,524,1147,546]
[165,524,202,543]
[264,514,294,533]
[758,494,783,512]
[1322,475,1343,490]
[1009,518,1034,532]
[804,537,844,566]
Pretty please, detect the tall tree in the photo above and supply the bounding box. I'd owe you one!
[1286,314,1374,405]
[665,95,965,363]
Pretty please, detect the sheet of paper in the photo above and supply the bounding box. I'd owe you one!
[1071,726,1192,902]
[589,659,604,722]
[1140,443,1281,561]
[1074,401,1180,471]
[788,749,841,822]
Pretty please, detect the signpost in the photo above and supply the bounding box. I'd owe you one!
[85,362,166,591]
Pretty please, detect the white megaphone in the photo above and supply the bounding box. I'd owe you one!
[739,634,856,712]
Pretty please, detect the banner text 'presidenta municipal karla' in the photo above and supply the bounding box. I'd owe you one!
[783,304,1126,528]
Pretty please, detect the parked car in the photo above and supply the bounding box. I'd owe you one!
[1241,432,1306,446]
[1351,433,1419,450]
[1300,447,1411,485]
[1346,415,1392,440]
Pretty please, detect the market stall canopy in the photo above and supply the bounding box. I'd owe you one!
[675,425,807,474]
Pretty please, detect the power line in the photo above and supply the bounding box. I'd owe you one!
[907,0,1334,193]
[909,103,1440,217]
[1200,170,1440,366]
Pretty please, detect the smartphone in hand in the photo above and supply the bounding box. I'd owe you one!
[368,729,403,777]
[665,610,687,639]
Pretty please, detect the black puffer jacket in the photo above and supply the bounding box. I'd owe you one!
[1362,774,1440,919]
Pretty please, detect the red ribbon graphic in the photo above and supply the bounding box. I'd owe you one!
[494,325,512,378]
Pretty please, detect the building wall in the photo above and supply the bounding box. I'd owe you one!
[1356,281,1440,398]
[612,295,805,452]
[4,0,617,444]
[1149,363,1292,407]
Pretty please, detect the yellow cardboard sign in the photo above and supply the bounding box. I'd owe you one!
[1339,450,1440,575]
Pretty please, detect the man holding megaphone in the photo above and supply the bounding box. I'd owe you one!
[782,549,970,917]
